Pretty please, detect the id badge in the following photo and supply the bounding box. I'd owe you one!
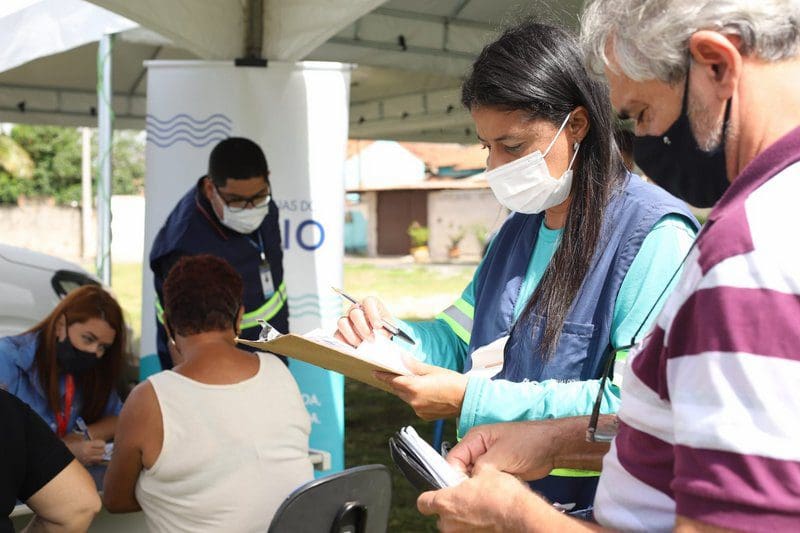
[259,261,275,299]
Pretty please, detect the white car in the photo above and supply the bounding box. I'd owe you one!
[0,243,100,337]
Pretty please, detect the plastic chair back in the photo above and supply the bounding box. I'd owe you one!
[268,464,391,533]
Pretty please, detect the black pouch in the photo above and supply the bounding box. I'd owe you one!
[388,433,441,492]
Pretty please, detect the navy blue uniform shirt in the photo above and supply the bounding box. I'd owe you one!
[149,178,289,369]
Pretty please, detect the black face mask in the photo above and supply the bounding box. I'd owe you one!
[56,338,100,376]
[632,71,731,208]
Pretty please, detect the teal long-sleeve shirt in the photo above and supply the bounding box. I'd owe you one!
[396,214,697,437]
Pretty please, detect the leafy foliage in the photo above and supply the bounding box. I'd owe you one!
[109,130,145,195]
[407,221,430,247]
[10,125,82,204]
[0,169,28,204]
[0,135,34,179]
[0,125,145,205]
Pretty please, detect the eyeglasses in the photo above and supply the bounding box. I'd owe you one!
[214,185,271,212]
[586,343,632,443]
[584,239,698,443]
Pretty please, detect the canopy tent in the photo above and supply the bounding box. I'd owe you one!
[0,0,588,482]
[0,0,584,143]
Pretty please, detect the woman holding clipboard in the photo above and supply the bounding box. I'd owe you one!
[335,21,699,509]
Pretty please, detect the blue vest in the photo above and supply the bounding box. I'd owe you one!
[470,174,698,508]
[150,178,289,369]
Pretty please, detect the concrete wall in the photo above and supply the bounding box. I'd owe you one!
[427,189,507,262]
[362,191,378,257]
[0,195,144,264]
[0,203,94,262]
[345,141,426,190]
[111,195,145,262]
[349,189,505,260]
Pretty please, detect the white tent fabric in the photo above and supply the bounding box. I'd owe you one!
[0,0,585,142]
[88,0,387,62]
[0,0,136,74]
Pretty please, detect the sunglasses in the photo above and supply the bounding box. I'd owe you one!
[584,235,698,443]
[586,343,633,442]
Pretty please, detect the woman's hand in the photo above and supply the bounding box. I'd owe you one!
[375,355,468,420]
[63,434,106,465]
[335,296,394,347]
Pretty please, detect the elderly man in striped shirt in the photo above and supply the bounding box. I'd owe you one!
[416,1,800,531]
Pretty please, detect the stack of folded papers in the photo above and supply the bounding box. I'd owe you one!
[389,426,467,491]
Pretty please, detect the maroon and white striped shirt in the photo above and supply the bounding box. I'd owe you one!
[595,127,800,531]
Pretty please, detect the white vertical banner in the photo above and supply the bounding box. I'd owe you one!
[142,61,350,472]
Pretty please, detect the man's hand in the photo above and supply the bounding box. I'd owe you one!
[63,434,106,466]
[335,296,394,347]
[417,466,557,532]
[374,355,468,420]
[446,417,610,480]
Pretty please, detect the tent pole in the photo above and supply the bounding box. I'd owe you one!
[96,33,113,285]
[81,127,92,261]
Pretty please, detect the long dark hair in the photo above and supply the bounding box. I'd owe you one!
[26,285,126,423]
[462,21,627,357]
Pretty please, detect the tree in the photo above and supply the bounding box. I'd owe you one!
[0,125,146,206]
[108,130,145,195]
[0,135,34,205]
[11,125,82,205]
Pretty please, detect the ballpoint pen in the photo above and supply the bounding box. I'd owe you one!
[75,417,92,441]
[332,287,416,345]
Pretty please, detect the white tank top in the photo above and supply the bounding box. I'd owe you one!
[135,352,313,533]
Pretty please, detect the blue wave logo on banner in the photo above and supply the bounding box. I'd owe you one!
[146,113,232,148]
[289,293,343,319]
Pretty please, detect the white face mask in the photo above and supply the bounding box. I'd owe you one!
[484,113,580,214]
[215,189,270,234]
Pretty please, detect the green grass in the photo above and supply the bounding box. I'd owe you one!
[113,261,476,342]
[111,262,143,341]
[345,378,453,532]
[109,259,471,530]
[343,263,474,304]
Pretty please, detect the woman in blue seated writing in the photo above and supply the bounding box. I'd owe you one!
[336,21,699,509]
[0,285,126,465]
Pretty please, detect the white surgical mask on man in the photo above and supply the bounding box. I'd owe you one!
[485,113,580,214]
[215,190,270,234]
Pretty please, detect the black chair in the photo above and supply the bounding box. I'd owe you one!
[268,464,392,533]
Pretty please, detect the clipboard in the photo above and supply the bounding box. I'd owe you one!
[236,333,411,393]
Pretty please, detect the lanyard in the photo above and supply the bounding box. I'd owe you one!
[248,232,267,263]
[56,374,75,438]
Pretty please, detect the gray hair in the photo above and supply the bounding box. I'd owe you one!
[581,0,800,83]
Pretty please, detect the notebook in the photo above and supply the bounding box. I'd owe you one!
[389,426,467,492]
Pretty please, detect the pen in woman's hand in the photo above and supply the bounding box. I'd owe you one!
[332,287,416,345]
[75,416,92,441]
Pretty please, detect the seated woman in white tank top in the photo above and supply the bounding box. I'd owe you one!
[102,255,313,532]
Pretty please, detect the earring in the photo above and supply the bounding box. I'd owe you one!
[573,141,580,151]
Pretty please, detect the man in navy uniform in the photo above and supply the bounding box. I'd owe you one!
[150,137,289,369]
